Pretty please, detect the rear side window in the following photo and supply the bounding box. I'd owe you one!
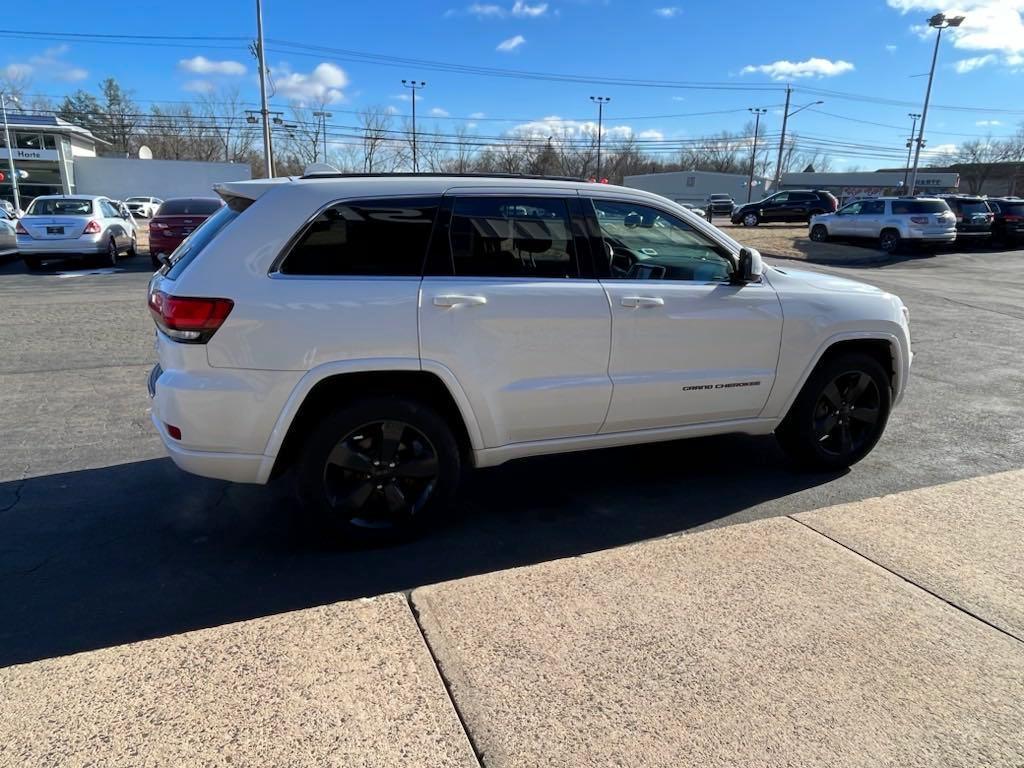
[997,201,1024,215]
[165,198,250,280]
[449,196,578,278]
[158,199,223,216]
[280,197,439,276]
[890,200,950,215]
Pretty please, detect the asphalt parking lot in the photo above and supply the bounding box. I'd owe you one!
[1,247,1023,668]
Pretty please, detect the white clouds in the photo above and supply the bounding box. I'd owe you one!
[670,95,686,102]
[469,111,487,119]
[638,129,665,140]
[512,1,548,16]
[511,115,636,142]
[923,142,958,158]
[954,53,997,73]
[468,2,503,16]
[183,79,216,94]
[5,44,89,83]
[273,62,349,104]
[653,7,681,17]
[976,119,1002,126]
[178,55,246,76]
[885,43,899,52]
[385,105,400,115]
[741,57,855,80]
[497,34,526,52]
[887,0,1024,70]
[430,107,450,117]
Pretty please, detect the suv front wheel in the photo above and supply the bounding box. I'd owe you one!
[295,397,461,545]
[775,352,891,471]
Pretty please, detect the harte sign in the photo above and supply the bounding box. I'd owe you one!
[0,147,60,161]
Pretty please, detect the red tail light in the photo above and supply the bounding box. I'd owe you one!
[15,220,27,235]
[83,219,101,234]
[1004,214,1023,222]
[148,290,233,344]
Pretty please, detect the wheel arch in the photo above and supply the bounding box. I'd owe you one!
[771,333,903,423]
[262,361,483,481]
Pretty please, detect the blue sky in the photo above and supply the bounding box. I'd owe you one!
[2,0,1022,170]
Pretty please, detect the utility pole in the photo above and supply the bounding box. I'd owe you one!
[1,93,21,212]
[747,107,768,203]
[402,79,425,172]
[313,110,333,163]
[772,85,792,193]
[590,96,610,181]
[902,113,921,191]
[907,13,965,196]
[255,0,274,177]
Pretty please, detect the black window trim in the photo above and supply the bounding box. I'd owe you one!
[269,194,444,280]
[425,192,591,281]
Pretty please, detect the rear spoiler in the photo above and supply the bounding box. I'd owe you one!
[212,177,292,205]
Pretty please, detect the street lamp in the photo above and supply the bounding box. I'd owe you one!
[1,92,21,213]
[313,110,333,162]
[902,113,921,191]
[402,79,426,172]
[772,87,824,190]
[907,12,965,196]
[747,107,768,203]
[590,96,611,181]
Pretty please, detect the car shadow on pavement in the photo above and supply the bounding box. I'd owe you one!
[0,434,842,667]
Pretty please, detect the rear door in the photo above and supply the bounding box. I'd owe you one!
[760,192,789,222]
[589,195,783,431]
[418,192,613,447]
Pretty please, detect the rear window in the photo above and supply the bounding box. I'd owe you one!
[164,198,250,280]
[157,199,223,216]
[279,197,440,276]
[890,200,950,215]
[27,198,93,216]
[996,202,1024,215]
[956,200,992,215]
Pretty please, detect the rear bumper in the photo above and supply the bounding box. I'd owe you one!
[151,411,270,484]
[906,231,957,243]
[17,236,106,255]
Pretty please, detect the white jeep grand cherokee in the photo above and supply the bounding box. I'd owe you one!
[148,174,911,543]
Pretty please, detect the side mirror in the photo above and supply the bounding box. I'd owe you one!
[731,247,763,285]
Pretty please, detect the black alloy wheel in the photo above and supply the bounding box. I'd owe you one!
[810,224,829,242]
[296,397,461,545]
[323,420,439,530]
[879,230,901,253]
[812,371,881,458]
[106,238,118,267]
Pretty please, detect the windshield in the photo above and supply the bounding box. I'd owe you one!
[27,198,94,216]
[891,200,950,215]
[157,199,222,216]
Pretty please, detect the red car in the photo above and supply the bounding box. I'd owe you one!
[149,197,224,268]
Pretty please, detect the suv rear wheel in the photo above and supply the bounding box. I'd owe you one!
[295,396,461,545]
[776,352,891,471]
[879,229,901,253]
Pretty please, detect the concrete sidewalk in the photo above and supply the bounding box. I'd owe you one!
[2,471,1022,767]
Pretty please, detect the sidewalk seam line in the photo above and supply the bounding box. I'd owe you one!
[404,592,487,768]
[787,514,1023,645]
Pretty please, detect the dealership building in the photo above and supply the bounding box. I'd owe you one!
[778,170,961,202]
[1,112,250,208]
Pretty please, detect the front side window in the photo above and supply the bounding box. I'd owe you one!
[768,193,789,204]
[839,202,863,216]
[862,200,885,215]
[449,196,578,278]
[592,199,731,282]
[280,196,439,276]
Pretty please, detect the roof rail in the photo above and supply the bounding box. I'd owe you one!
[297,171,589,182]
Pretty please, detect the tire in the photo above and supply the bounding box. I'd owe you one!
[294,396,461,546]
[810,224,829,242]
[742,212,760,227]
[105,238,118,267]
[23,255,41,271]
[879,229,901,253]
[151,252,163,270]
[126,235,137,259]
[776,352,891,471]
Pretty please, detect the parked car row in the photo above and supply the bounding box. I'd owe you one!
[808,194,1023,253]
[12,194,223,270]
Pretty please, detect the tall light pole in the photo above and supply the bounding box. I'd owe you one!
[313,110,333,163]
[590,96,611,181]
[902,112,921,191]
[773,88,824,191]
[747,107,768,203]
[1,92,21,213]
[254,0,274,177]
[907,12,965,196]
[402,79,426,172]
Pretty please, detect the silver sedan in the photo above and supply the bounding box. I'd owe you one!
[16,195,137,270]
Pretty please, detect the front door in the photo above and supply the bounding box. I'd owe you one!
[856,199,886,238]
[830,201,863,236]
[418,194,613,447]
[587,196,783,432]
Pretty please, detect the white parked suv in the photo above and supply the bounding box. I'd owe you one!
[809,197,956,252]
[147,174,912,543]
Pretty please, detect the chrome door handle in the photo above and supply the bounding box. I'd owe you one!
[621,296,664,308]
[433,294,487,308]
